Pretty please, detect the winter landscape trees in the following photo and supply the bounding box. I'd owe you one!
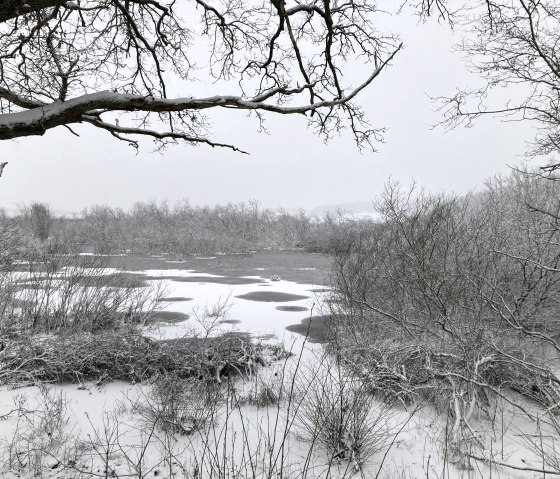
[327,168,560,467]
[3,170,560,476]
[4,0,560,477]
[436,0,560,168]
[0,0,404,151]
[2,1,559,162]
[0,200,359,254]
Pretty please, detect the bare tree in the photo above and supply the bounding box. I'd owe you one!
[21,202,53,241]
[0,210,29,270]
[433,1,560,169]
[0,0,404,152]
[328,173,560,460]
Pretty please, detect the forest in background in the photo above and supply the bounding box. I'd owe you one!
[0,200,372,258]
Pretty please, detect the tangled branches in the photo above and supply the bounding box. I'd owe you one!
[0,0,402,151]
[0,331,289,387]
[328,171,560,452]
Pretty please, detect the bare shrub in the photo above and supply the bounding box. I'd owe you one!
[136,373,221,436]
[21,203,53,242]
[513,413,560,476]
[5,244,165,334]
[328,172,560,464]
[190,294,233,339]
[0,331,288,388]
[1,385,76,476]
[295,358,394,470]
[241,370,283,407]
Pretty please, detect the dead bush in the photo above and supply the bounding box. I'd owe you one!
[295,359,394,469]
[241,370,283,407]
[0,331,289,387]
[135,373,221,436]
[1,385,76,476]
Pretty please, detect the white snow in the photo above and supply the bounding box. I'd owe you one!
[0,268,557,478]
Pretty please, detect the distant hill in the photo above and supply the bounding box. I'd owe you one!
[310,201,377,218]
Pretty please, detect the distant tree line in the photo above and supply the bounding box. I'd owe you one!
[0,200,374,257]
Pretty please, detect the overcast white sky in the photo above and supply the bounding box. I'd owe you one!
[0,9,536,215]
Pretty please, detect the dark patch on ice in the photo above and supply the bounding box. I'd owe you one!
[99,251,329,285]
[75,273,149,288]
[151,311,190,324]
[155,296,193,303]
[276,305,309,312]
[145,275,264,285]
[235,291,310,303]
[285,315,337,343]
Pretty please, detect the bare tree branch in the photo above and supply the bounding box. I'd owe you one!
[0,0,403,151]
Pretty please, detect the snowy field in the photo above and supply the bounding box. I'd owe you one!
[0,260,557,478]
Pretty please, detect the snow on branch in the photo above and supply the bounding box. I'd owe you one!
[0,45,401,148]
[0,0,403,151]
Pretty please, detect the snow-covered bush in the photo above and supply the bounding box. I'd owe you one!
[295,359,394,469]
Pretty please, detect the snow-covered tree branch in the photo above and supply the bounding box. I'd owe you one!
[433,0,560,169]
[0,0,404,151]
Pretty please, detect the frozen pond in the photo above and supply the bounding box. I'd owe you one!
[1,252,552,479]
[144,268,330,346]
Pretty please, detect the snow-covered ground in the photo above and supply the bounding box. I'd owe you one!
[0,268,557,478]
